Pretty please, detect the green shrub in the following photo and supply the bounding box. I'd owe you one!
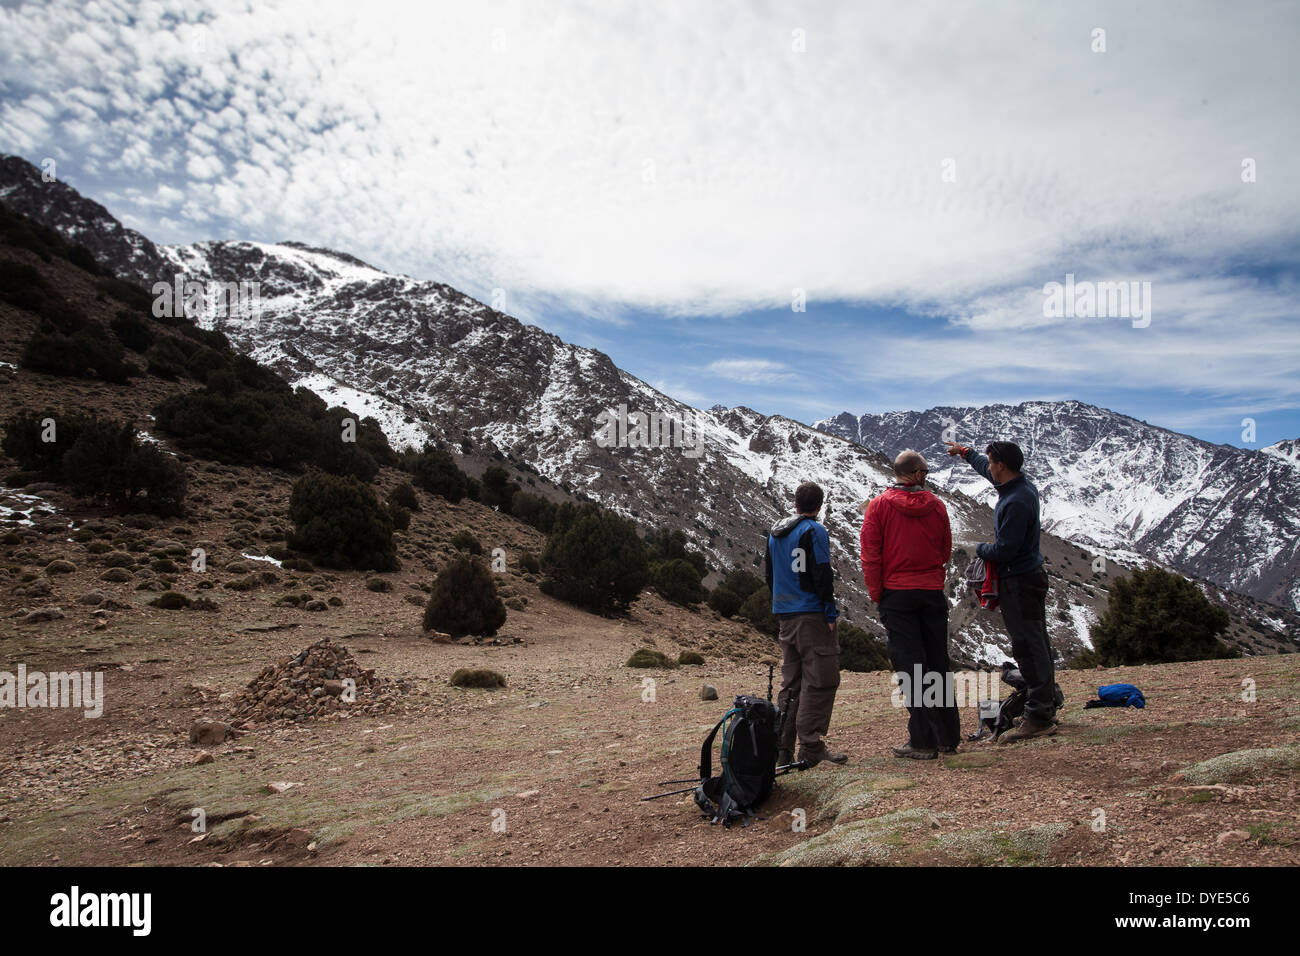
[539,502,648,615]
[707,586,744,618]
[1090,567,1237,665]
[1067,648,1103,669]
[387,481,419,512]
[60,420,187,515]
[0,258,86,328]
[388,502,411,531]
[721,569,764,600]
[2,412,185,515]
[480,466,519,513]
[366,577,394,592]
[21,324,133,383]
[110,310,153,352]
[839,621,891,672]
[738,586,779,636]
[627,648,676,669]
[149,591,191,610]
[519,551,541,574]
[406,446,467,502]
[450,530,482,554]
[153,376,392,478]
[1,408,86,478]
[287,471,398,571]
[511,492,557,533]
[646,526,708,578]
[450,668,506,689]
[422,555,507,637]
[649,558,707,606]
[678,650,705,665]
[96,276,154,314]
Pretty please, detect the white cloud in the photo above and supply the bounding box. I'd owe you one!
[0,0,1295,416]
[707,358,795,384]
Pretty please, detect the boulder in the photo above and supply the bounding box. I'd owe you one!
[189,719,232,746]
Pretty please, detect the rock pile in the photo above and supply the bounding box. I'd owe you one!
[230,638,406,726]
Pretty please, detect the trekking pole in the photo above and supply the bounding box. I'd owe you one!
[775,760,809,776]
[640,784,700,802]
[655,777,704,786]
[767,662,774,703]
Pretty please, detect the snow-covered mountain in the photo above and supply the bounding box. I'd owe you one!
[4,154,1295,661]
[1264,438,1300,468]
[816,403,1300,614]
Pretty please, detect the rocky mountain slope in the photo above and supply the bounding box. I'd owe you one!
[817,403,1300,617]
[3,154,1294,663]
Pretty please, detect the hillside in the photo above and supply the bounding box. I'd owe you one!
[4,154,1293,666]
[1,186,1297,870]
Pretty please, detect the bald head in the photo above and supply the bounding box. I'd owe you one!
[894,449,928,484]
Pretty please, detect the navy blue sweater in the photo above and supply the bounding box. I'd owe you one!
[963,450,1045,577]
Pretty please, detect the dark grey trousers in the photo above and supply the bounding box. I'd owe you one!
[999,566,1058,724]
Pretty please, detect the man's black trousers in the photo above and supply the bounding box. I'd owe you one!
[999,566,1058,724]
[879,588,961,750]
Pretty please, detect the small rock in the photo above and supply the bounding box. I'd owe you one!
[78,590,107,606]
[189,719,232,746]
[1216,829,1251,845]
[304,600,328,612]
[700,684,718,701]
[265,781,299,794]
[193,751,215,766]
[22,606,64,624]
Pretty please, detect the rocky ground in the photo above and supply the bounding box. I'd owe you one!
[3,496,1298,866]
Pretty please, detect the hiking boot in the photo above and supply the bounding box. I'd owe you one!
[798,745,849,767]
[997,718,1059,744]
[776,748,795,767]
[938,744,960,755]
[891,742,938,760]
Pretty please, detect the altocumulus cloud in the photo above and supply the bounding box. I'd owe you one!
[0,0,1297,433]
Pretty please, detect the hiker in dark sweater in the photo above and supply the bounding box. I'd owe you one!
[945,439,1058,742]
[765,481,848,768]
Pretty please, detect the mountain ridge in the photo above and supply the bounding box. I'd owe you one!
[3,153,1294,663]
[816,403,1300,613]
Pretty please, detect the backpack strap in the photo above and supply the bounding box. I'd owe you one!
[698,708,739,781]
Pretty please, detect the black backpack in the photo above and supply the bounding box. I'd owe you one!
[985,662,1065,738]
[693,694,781,827]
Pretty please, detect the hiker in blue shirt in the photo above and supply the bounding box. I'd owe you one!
[945,439,1059,741]
[764,481,848,768]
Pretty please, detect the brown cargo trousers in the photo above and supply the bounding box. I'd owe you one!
[776,612,841,754]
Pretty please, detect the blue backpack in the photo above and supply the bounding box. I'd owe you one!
[1085,683,1146,708]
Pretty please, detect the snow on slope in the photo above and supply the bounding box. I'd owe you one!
[817,402,1300,612]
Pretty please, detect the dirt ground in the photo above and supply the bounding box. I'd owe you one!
[3,521,1298,867]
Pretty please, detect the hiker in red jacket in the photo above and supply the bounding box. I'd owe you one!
[860,450,961,759]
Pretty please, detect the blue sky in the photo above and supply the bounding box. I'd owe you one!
[2,0,1297,448]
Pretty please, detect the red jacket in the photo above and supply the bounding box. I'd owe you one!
[860,485,952,602]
